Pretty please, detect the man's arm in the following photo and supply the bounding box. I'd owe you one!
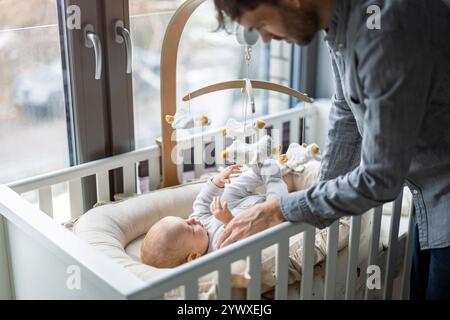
[320,51,362,181]
[280,33,431,228]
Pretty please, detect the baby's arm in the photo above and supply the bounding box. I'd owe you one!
[191,179,224,222]
[191,165,241,222]
[210,196,233,226]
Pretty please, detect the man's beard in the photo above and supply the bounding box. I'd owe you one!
[279,3,320,46]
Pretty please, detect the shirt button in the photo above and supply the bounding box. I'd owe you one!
[413,190,419,195]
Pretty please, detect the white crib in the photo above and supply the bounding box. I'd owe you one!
[0,103,415,300]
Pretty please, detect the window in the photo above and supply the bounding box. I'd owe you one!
[0,0,72,184]
[130,0,293,149]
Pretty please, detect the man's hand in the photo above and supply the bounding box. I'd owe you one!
[217,199,286,248]
[210,196,233,226]
[212,164,241,188]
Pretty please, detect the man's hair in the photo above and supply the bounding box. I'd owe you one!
[213,0,279,29]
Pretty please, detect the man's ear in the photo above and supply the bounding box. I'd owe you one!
[187,252,202,262]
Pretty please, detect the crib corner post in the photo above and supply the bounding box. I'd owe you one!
[0,215,14,299]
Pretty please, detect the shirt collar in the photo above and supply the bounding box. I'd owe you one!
[323,0,350,49]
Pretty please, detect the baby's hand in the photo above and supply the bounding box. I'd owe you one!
[210,196,233,226]
[212,164,241,188]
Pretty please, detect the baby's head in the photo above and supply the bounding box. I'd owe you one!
[141,216,209,268]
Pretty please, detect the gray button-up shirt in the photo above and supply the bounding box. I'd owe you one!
[280,0,450,250]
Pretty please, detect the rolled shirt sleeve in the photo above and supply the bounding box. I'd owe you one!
[280,33,432,228]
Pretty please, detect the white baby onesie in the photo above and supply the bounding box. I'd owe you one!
[190,160,288,252]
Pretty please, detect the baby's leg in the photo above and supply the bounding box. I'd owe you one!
[253,159,288,202]
[221,169,263,209]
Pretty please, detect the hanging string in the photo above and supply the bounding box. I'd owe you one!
[188,92,192,114]
[244,45,254,145]
[302,102,307,145]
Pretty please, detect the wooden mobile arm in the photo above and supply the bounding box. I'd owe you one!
[160,0,206,187]
[182,80,313,104]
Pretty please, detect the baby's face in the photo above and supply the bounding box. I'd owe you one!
[163,216,209,255]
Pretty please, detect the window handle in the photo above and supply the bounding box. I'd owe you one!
[114,20,133,74]
[84,24,102,80]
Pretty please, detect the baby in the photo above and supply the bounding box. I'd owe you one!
[140,160,288,268]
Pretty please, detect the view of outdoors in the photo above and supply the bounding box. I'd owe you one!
[0,0,70,184]
[130,0,269,148]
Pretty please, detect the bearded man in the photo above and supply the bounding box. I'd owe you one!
[214,0,450,300]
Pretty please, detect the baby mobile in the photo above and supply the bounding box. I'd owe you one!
[165,26,320,169]
[220,26,282,165]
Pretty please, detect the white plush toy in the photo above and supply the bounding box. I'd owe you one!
[278,142,320,172]
[165,109,210,130]
[222,134,281,165]
[222,118,266,137]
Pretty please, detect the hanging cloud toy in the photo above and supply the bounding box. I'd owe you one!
[279,143,320,171]
[165,108,210,130]
[222,135,281,165]
[222,118,266,137]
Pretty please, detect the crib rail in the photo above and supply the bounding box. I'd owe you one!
[128,221,315,300]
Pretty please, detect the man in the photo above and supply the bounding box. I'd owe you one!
[214,0,450,299]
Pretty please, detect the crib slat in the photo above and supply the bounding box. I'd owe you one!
[270,121,283,146]
[194,138,205,179]
[384,190,403,300]
[365,206,383,300]
[184,281,198,300]
[218,266,231,300]
[345,215,361,300]
[400,204,415,300]
[177,162,184,185]
[275,239,289,300]
[123,163,136,195]
[300,225,315,300]
[324,221,340,300]
[96,171,110,202]
[289,117,300,144]
[247,254,262,300]
[69,179,83,219]
[148,157,161,191]
[38,187,53,218]
[214,134,225,167]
